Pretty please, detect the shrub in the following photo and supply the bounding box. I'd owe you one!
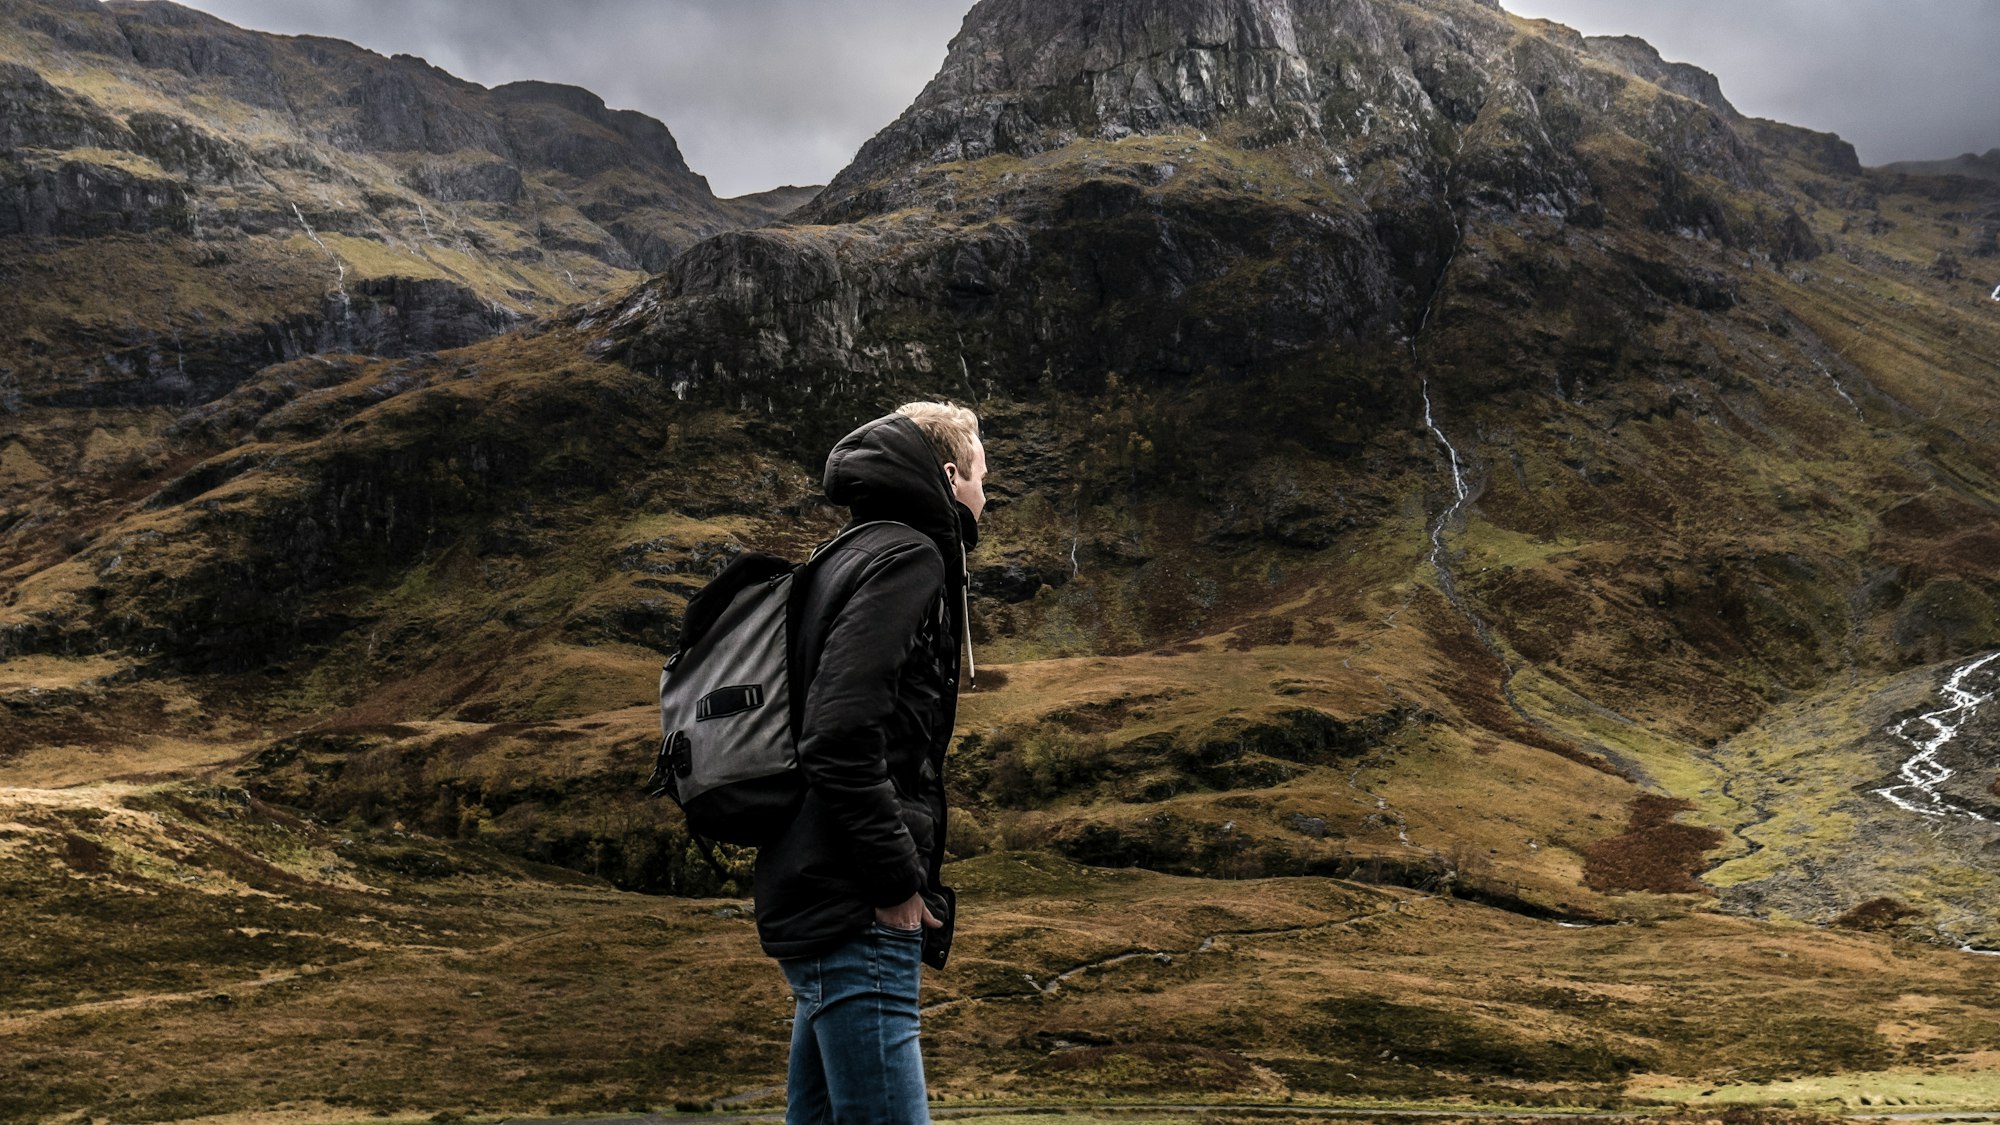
[1831,896,1921,932]
[985,725,1111,806]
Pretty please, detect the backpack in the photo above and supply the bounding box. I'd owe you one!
[644,521,918,847]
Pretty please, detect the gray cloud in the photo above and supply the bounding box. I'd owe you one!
[167,0,1999,195]
[171,0,971,197]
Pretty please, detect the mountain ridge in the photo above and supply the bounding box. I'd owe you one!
[1882,147,2000,183]
[0,0,816,410]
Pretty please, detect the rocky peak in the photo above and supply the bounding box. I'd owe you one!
[491,79,698,180]
[5,1,703,183]
[1581,35,1735,118]
[809,0,1513,216]
[805,0,1773,223]
[0,0,815,407]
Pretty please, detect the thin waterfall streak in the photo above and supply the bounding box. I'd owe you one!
[1420,378,1470,572]
[291,202,349,316]
[1422,379,1467,502]
[1407,138,1470,577]
[1814,360,1862,417]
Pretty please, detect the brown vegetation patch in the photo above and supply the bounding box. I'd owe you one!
[1879,491,1989,538]
[1583,794,1723,894]
[1044,689,1190,733]
[1225,615,1297,650]
[965,667,1010,692]
[1832,896,1923,932]
[1877,493,2000,576]
[60,832,113,874]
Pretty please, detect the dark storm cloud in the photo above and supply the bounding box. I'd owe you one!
[167,0,1998,195]
[1505,0,2000,165]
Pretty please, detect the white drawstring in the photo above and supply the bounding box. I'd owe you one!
[959,544,975,688]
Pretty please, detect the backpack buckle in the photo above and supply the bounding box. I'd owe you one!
[645,730,693,797]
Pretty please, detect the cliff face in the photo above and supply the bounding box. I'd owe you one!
[6,0,2000,970]
[1580,34,1735,118]
[0,0,811,408]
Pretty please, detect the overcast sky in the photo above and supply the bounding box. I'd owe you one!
[167,0,2000,198]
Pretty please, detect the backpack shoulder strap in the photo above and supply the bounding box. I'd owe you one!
[805,519,933,566]
[785,520,941,735]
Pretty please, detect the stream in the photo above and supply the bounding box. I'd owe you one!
[1872,651,2000,821]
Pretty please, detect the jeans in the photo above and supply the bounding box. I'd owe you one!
[777,921,929,1125]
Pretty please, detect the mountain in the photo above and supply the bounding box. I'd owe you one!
[581,2,2000,941]
[0,0,811,410]
[7,0,2000,1118]
[1882,148,2000,184]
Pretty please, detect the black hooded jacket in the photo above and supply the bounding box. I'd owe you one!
[752,413,975,960]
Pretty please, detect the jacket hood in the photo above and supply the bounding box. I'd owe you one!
[823,413,968,555]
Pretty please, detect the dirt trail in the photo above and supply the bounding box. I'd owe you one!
[0,958,373,1036]
[921,889,1438,1016]
[0,923,575,1035]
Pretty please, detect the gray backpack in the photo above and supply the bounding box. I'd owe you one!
[645,521,909,846]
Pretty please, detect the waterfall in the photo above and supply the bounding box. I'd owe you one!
[290,202,351,343]
[1419,378,1469,571]
[1408,136,1471,577]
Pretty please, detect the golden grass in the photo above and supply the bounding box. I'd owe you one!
[7,782,2000,1121]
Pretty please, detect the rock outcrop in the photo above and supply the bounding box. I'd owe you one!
[601,0,1802,423]
[1581,34,1735,118]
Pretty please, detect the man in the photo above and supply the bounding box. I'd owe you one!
[755,401,987,1124]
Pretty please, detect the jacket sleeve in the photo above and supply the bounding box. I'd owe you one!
[796,539,945,907]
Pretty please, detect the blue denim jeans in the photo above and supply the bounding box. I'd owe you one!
[777,921,929,1125]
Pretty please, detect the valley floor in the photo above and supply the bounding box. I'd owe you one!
[4,772,2000,1123]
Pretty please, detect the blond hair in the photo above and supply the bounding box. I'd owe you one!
[896,400,981,472]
